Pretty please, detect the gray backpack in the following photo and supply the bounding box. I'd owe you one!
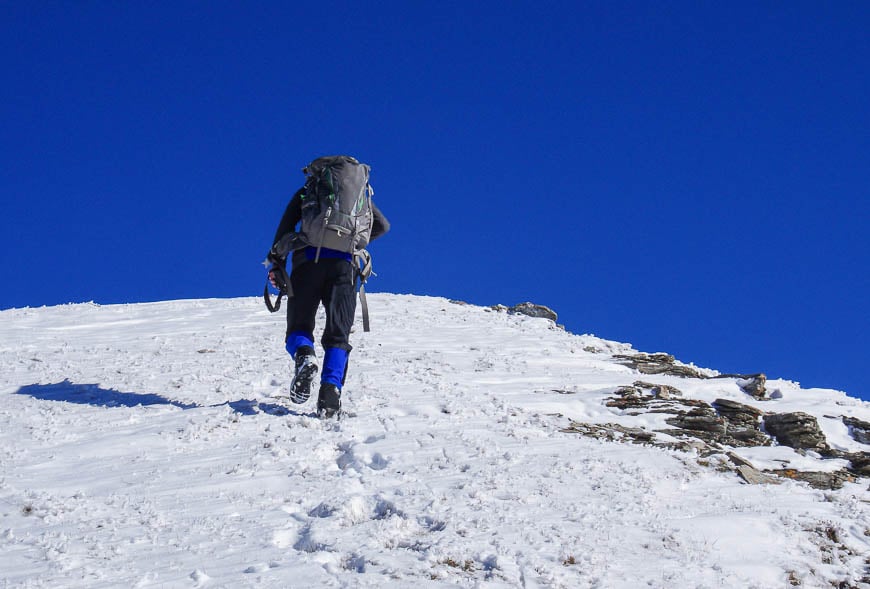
[264,155,376,330]
[300,155,374,262]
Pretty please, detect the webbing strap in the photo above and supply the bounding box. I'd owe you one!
[359,283,370,332]
[264,259,292,313]
[264,285,284,313]
[355,249,372,332]
[355,250,373,282]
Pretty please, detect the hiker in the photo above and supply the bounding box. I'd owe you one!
[267,156,389,418]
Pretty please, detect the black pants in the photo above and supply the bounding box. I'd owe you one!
[286,258,357,352]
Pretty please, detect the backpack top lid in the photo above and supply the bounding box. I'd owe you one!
[303,155,367,175]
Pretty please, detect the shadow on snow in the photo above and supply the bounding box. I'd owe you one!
[15,379,199,410]
[15,380,311,417]
[223,399,313,417]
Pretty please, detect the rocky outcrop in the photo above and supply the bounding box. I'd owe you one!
[730,454,783,485]
[846,452,870,476]
[514,306,868,489]
[567,387,869,490]
[660,399,771,448]
[844,416,870,445]
[612,353,706,379]
[507,302,558,322]
[605,382,708,414]
[762,412,829,452]
[728,450,858,490]
[706,374,769,399]
[635,381,682,400]
[712,398,763,426]
[739,375,767,399]
[611,352,769,399]
[711,399,770,447]
[730,374,768,400]
[768,469,855,491]
[606,386,769,448]
[665,406,726,439]
[560,421,656,444]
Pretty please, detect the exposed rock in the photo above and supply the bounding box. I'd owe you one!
[711,373,768,400]
[605,383,703,413]
[649,400,713,414]
[726,451,756,469]
[845,452,870,477]
[736,374,767,399]
[736,465,782,485]
[712,399,763,426]
[635,381,682,399]
[763,412,829,452]
[561,362,869,491]
[508,302,558,322]
[711,399,771,447]
[562,413,864,489]
[843,416,870,445]
[612,353,706,379]
[725,428,772,448]
[562,356,868,489]
[666,407,726,436]
[618,394,770,448]
[612,355,767,399]
[560,421,655,444]
[561,420,713,453]
[724,452,855,489]
[769,469,854,490]
[605,389,647,411]
[666,399,771,447]
[664,439,710,452]
[586,336,772,403]
[614,385,642,398]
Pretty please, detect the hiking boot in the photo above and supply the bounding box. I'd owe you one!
[317,383,341,419]
[289,347,318,404]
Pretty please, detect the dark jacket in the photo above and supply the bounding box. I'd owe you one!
[272,188,390,268]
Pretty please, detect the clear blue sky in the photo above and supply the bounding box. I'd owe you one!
[2,2,868,400]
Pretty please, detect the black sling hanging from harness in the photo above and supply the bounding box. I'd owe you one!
[263,254,291,313]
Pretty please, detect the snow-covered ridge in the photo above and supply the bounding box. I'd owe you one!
[1,294,868,588]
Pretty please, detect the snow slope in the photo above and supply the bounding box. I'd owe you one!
[1,295,868,588]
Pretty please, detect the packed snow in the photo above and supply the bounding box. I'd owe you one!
[1,294,868,588]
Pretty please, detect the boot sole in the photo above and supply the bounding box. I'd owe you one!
[289,362,318,404]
